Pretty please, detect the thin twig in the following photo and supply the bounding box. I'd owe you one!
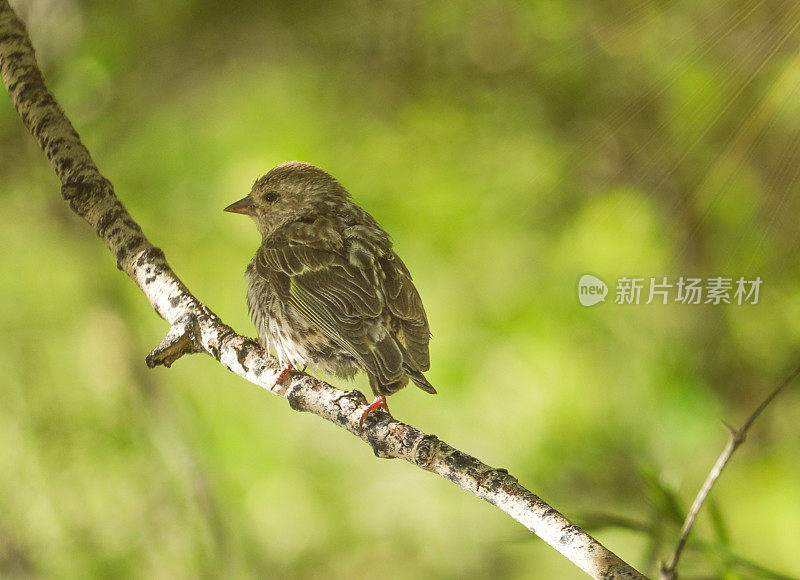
[0,3,646,578]
[659,364,800,579]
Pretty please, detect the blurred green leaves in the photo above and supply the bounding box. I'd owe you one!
[3,1,800,578]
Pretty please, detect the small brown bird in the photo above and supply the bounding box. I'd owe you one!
[225,161,435,426]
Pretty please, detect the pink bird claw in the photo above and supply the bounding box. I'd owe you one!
[360,395,390,428]
[273,363,294,389]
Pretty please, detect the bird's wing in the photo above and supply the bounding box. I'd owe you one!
[379,253,431,371]
[255,222,408,386]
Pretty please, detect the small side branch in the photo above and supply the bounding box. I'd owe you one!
[0,3,645,578]
[146,313,203,368]
[659,365,800,579]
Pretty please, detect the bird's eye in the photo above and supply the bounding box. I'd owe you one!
[264,191,278,203]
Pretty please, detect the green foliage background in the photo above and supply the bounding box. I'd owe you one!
[3,1,800,578]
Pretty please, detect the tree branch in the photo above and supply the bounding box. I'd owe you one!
[0,3,645,578]
[659,365,800,580]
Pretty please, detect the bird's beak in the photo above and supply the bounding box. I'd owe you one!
[224,196,256,215]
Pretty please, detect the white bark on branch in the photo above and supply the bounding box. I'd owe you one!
[0,3,645,578]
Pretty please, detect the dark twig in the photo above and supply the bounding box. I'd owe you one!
[659,364,800,580]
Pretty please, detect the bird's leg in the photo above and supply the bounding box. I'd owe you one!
[359,395,390,428]
[273,363,294,388]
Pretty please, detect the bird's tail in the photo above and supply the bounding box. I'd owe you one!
[406,367,436,394]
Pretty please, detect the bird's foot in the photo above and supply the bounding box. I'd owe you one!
[359,395,390,428]
[273,363,294,388]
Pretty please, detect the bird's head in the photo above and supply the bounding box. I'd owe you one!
[225,161,349,238]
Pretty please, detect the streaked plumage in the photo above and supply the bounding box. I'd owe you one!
[225,162,434,423]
